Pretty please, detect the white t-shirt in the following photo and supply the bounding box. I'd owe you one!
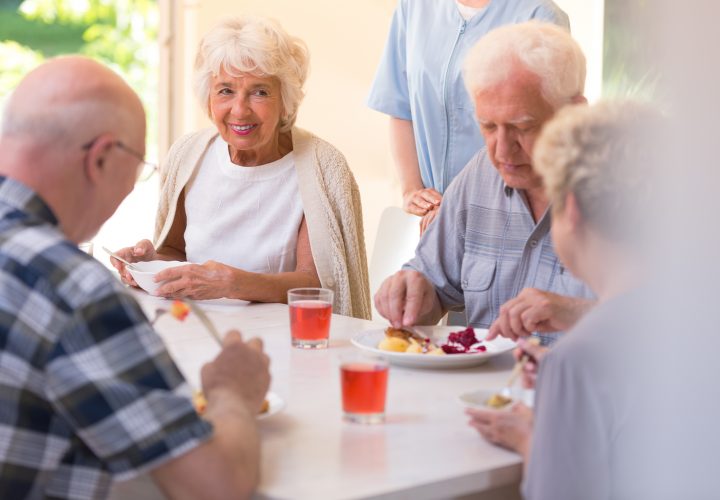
[183,136,303,274]
[455,1,487,20]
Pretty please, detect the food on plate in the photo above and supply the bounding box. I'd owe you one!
[404,340,423,353]
[384,327,424,343]
[380,327,443,354]
[485,392,513,409]
[377,336,410,352]
[378,326,487,355]
[192,390,270,416]
[440,326,487,354]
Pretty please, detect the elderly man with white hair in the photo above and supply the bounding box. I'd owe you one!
[111,15,370,319]
[375,21,594,344]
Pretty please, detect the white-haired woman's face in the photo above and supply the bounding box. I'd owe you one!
[208,67,284,166]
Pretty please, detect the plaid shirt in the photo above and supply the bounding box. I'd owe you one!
[0,177,212,499]
[405,149,594,345]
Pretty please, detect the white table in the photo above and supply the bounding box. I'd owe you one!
[110,293,523,500]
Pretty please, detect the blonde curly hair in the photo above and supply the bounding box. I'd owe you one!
[534,100,661,241]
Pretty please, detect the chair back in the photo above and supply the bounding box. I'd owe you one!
[369,206,420,320]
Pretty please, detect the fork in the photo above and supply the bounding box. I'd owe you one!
[398,326,439,352]
[184,299,224,347]
[499,337,541,398]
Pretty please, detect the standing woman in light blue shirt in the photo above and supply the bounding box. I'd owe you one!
[367,0,569,232]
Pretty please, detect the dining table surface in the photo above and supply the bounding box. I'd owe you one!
[109,291,525,500]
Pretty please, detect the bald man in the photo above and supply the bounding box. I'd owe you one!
[0,57,270,499]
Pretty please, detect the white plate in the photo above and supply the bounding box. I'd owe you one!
[258,392,285,420]
[458,387,534,410]
[351,326,516,369]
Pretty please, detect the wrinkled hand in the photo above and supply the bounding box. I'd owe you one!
[201,331,271,415]
[155,261,235,300]
[466,402,533,456]
[419,205,440,235]
[486,288,594,341]
[110,239,158,287]
[513,338,549,389]
[403,188,441,217]
[374,270,439,328]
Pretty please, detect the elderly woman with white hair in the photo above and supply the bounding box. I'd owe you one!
[112,16,370,319]
[465,101,714,499]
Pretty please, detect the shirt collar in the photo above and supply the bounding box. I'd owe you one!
[0,176,59,226]
[500,180,553,227]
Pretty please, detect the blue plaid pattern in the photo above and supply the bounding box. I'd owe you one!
[405,150,594,345]
[0,177,212,499]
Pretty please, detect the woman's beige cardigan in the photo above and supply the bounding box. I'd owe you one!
[153,127,371,319]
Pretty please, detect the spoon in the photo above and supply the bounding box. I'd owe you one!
[101,246,139,271]
[488,337,541,407]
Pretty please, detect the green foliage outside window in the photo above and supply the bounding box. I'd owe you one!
[0,0,158,157]
[603,0,661,102]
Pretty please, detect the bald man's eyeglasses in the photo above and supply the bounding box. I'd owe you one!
[82,139,157,182]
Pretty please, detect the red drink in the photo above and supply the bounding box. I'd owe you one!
[341,362,388,422]
[289,300,332,348]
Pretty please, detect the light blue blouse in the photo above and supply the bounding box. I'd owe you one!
[367,0,569,193]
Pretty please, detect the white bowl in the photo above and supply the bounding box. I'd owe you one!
[127,260,186,296]
[458,387,535,410]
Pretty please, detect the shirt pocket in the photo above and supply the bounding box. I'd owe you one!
[460,258,497,324]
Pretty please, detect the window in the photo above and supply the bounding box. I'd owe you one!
[0,0,160,258]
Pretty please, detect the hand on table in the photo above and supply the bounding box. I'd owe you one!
[374,270,441,328]
[403,188,441,217]
[466,402,533,457]
[109,239,159,287]
[486,288,594,341]
[155,260,236,300]
[201,331,270,415]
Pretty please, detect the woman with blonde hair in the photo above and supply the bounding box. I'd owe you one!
[112,16,370,318]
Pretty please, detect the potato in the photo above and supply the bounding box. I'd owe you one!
[378,336,410,352]
[405,340,423,353]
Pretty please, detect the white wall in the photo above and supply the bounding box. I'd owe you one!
[555,0,605,101]
[158,0,604,257]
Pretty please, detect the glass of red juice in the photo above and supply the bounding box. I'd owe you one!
[340,356,389,424]
[288,288,334,349]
